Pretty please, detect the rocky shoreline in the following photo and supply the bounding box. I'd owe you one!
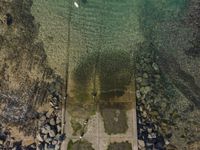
[36,94,65,150]
[136,45,200,149]
[0,92,65,150]
[136,47,176,150]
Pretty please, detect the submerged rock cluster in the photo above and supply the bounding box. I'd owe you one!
[136,48,177,150]
[136,45,200,149]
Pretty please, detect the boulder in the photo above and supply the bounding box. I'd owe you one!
[147,128,153,133]
[136,90,141,99]
[143,73,148,79]
[50,118,56,126]
[57,125,61,132]
[49,130,56,137]
[45,138,52,144]
[55,144,60,150]
[142,111,147,118]
[43,135,48,141]
[138,140,145,148]
[152,63,159,71]
[46,108,54,118]
[52,140,58,145]
[140,86,151,95]
[40,115,46,122]
[136,77,143,83]
[44,144,48,150]
[56,117,61,124]
[41,125,51,134]
[0,140,3,145]
[36,134,43,142]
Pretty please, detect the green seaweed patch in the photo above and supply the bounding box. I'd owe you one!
[67,140,94,150]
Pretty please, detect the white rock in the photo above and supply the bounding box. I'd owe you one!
[138,140,145,148]
[55,144,60,150]
[50,118,56,126]
[143,73,148,79]
[36,134,43,142]
[56,117,61,124]
[44,144,48,150]
[136,77,142,83]
[165,139,170,145]
[46,108,54,118]
[142,111,147,118]
[43,135,48,141]
[147,128,153,133]
[136,90,141,99]
[52,140,58,145]
[57,125,61,132]
[74,2,79,8]
[152,63,159,71]
[49,130,56,137]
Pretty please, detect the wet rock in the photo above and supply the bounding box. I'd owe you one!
[140,86,151,95]
[152,63,159,71]
[143,73,148,79]
[142,111,147,118]
[136,90,141,99]
[136,77,143,83]
[155,135,165,149]
[45,138,52,144]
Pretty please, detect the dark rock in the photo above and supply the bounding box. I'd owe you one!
[58,134,65,141]
[0,132,7,142]
[155,135,165,149]
[6,13,13,26]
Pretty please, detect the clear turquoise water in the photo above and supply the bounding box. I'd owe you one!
[32,0,189,99]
